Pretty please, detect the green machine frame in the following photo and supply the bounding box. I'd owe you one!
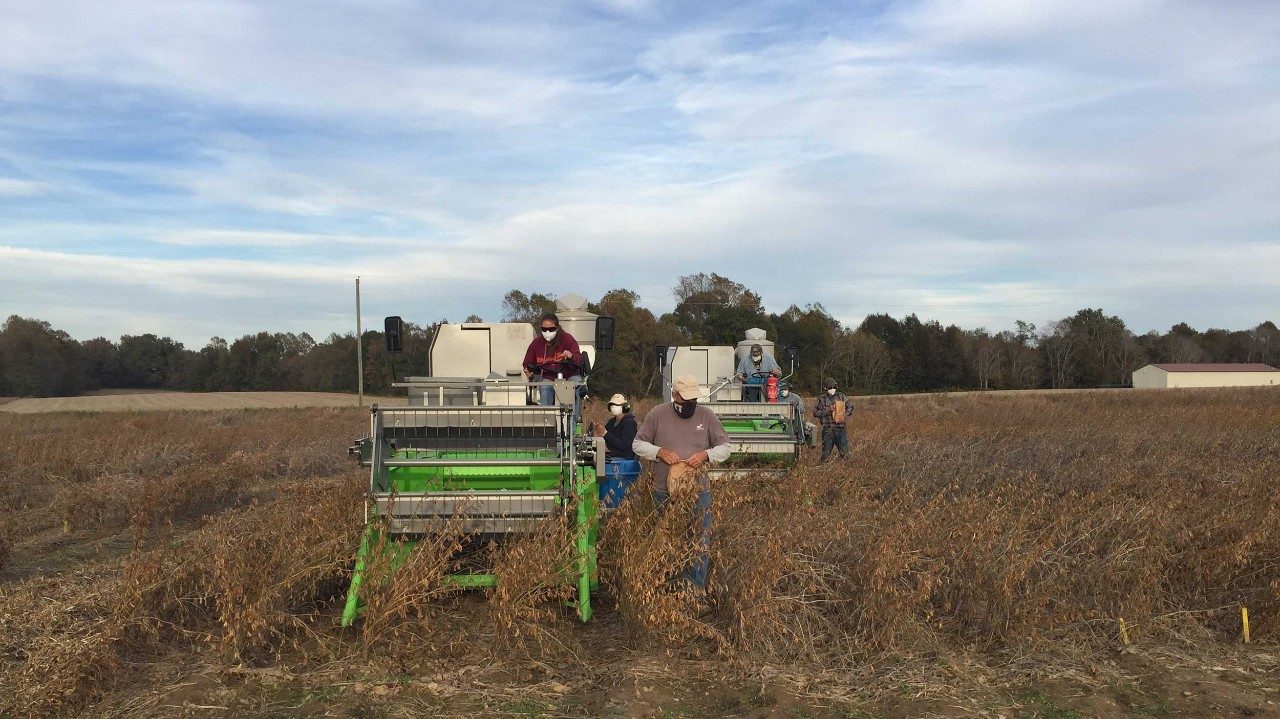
[704,400,801,478]
[342,389,602,626]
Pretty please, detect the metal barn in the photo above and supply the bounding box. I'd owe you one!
[1132,363,1280,389]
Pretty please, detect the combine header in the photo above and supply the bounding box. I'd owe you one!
[342,295,614,625]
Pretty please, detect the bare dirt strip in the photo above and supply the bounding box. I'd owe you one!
[0,390,406,414]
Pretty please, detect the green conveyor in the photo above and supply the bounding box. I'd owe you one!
[719,417,789,434]
[707,402,802,474]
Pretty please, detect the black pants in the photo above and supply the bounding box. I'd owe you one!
[821,424,848,461]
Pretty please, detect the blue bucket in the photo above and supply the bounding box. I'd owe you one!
[599,458,642,509]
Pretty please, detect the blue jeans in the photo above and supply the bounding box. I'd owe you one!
[653,489,712,589]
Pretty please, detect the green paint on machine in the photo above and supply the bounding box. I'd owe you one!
[341,407,601,627]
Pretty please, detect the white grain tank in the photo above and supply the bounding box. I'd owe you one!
[411,322,535,406]
[552,293,601,372]
[663,346,739,401]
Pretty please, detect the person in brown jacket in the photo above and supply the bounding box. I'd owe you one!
[632,375,731,591]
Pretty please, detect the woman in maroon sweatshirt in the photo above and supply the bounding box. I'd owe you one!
[522,313,583,408]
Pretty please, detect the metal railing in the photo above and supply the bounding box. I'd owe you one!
[395,376,588,409]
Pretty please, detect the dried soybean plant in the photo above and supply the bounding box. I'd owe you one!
[355,515,466,652]
[0,471,367,717]
[485,514,586,659]
[6,389,1280,714]
[597,479,723,645]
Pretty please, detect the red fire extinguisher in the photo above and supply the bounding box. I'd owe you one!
[765,375,779,403]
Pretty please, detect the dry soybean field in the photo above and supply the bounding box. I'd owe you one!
[0,390,405,414]
[2,389,1279,718]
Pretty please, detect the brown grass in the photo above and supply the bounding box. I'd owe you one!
[2,388,1279,717]
[0,390,405,414]
[1,409,357,537]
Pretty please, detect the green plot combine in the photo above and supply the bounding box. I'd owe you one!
[342,294,615,625]
[657,328,809,479]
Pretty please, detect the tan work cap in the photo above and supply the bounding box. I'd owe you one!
[673,375,701,401]
[608,393,627,405]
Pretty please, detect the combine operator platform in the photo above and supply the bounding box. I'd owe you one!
[342,381,603,625]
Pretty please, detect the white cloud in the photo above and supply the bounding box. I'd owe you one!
[157,228,435,249]
[0,1,595,125]
[0,177,50,196]
[0,0,1277,342]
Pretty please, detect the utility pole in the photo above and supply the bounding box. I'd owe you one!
[356,276,364,408]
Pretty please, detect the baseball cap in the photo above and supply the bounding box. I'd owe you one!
[608,393,627,406]
[673,375,701,401]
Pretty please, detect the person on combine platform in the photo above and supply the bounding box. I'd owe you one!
[813,377,853,461]
[595,393,641,508]
[735,344,782,401]
[632,375,731,594]
[600,393,638,460]
[777,381,811,445]
[522,313,583,409]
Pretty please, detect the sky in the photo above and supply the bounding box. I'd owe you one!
[1,0,1277,347]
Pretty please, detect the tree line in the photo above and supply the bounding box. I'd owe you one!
[2,273,1277,398]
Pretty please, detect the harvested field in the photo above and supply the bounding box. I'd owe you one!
[0,390,405,414]
[2,389,1279,718]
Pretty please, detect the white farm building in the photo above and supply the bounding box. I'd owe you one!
[1132,363,1280,389]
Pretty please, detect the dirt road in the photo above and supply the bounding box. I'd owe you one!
[0,390,405,414]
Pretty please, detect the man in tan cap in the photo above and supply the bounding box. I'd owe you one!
[632,375,731,593]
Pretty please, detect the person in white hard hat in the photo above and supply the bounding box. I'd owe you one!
[632,375,731,594]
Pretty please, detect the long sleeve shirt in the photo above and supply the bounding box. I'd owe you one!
[632,403,731,492]
[735,353,781,379]
[522,331,582,380]
[813,392,853,427]
[779,392,805,420]
[603,413,638,460]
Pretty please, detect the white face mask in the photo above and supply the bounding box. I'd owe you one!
[827,388,837,396]
[609,404,623,416]
[541,330,557,341]
[751,354,762,362]
[780,390,789,398]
